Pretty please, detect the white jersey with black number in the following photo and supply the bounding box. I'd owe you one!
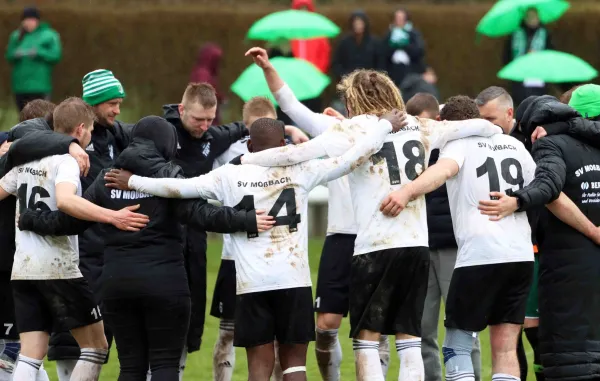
[440,135,536,268]
[0,154,82,280]
[213,138,250,261]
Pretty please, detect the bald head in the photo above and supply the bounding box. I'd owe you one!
[247,118,286,153]
[475,86,514,134]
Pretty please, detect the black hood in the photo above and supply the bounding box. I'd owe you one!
[8,117,52,141]
[349,10,370,35]
[114,116,179,177]
[162,104,180,124]
[517,95,580,149]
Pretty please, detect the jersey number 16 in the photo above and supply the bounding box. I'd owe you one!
[17,184,50,213]
[234,188,301,238]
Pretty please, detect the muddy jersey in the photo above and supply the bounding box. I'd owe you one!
[0,154,82,280]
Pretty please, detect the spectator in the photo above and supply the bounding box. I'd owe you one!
[503,8,553,107]
[190,43,224,125]
[5,6,62,112]
[381,8,426,89]
[290,0,331,74]
[331,10,380,80]
[401,66,441,103]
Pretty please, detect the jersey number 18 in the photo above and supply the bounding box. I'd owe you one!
[372,140,426,185]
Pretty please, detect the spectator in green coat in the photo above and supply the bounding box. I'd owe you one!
[5,7,62,112]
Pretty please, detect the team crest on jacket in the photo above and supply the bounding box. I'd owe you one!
[202,142,211,157]
[109,145,114,159]
[85,143,94,152]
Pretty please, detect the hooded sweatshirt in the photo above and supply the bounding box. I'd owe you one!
[18,116,256,300]
[290,0,331,74]
[332,10,381,79]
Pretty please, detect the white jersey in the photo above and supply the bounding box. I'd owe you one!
[440,134,536,268]
[275,85,357,235]
[213,139,250,261]
[242,115,502,255]
[0,154,82,280]
[129,118,392,294]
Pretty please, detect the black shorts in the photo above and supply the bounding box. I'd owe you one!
[0,272,18,339]
[234,287,315,348]
[445,261,534,332]
[12,278,102,334]
[315,234,356,316]
[210,259,236,320]
[349,247,430,338]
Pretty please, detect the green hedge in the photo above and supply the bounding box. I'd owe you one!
[0,3,599,120]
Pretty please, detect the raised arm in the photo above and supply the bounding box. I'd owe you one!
[246,47,338,137]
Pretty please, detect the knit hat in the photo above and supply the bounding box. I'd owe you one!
[569,84,600,119]
[22,7,40,20]
[82,69,126,106]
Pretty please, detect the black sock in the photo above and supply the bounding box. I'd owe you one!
[525,327,545,381]
[517,330,528,381]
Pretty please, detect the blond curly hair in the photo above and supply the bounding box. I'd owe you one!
[337,69,405,117]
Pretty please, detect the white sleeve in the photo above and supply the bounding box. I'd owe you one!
[129,168,225,201]
[0,167,18,195]
[423,118,503,151]
[55,156,81,188]
[275,84,339,137]
[242,132,332,167]
[439,140,467,171]
[301,120,393,190]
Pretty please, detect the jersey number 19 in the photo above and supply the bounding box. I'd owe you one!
[476,157,524,199]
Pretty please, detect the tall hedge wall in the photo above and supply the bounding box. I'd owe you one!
[0,3,599,119]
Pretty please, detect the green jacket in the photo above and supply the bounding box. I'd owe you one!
[5,22,62,94]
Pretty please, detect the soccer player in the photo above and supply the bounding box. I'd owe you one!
[104,114,401,381]
[243,47,392,380]
[210,97,285,381]
[236,67,502,381]
[0,97,148,381]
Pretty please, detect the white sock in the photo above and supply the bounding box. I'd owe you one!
[56,360,77,381]
[492,373,520,381]
[379,335,390,378]
[315,328,342,381]
[353,339,384,381]
[213,320,235,381]
[35,365,50,381]
[396,338,424,381]
[70,348,107,381]
[12,355,42,381]
[179,347,187,381]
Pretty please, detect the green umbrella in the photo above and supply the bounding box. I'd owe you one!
[477,0,570,37]
[247,10,340,41]
[231,57,330,105]
[497,50,598,83]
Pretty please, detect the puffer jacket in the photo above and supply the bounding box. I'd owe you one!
[514,95,600,381]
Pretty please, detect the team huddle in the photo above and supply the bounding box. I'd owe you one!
[0,45,600,381]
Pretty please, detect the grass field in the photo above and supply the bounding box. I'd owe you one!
[38,238,535,380]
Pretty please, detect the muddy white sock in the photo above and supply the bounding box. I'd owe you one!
[213,319,235,381]
[353,339,384,381]
[316,328,342,381]
[396,338,424,381]
[36,365,50,381]
[492,373,520,381]
[70,348,107,381]
[55,359,77,381]
[379,335,390,378]
[13,355,42,381]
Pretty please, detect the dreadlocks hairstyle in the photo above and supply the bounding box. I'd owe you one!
[337,69,405,117]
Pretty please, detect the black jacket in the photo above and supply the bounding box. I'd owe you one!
[514,96,600,380]
[332,11,382,79]
[19,116,256,300]
[163,104,248,352]
[381,27,426,87]
[425,149,456,250]
[0,118,77,273]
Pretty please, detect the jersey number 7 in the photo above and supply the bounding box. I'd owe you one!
[234,188,301,238]
[372,141,426,185]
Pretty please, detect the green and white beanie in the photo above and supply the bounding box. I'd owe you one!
[82,69,126,106]
[569,84,600,119]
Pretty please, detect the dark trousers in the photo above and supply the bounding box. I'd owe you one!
[103,295,191,381]
[15,93,49,112]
